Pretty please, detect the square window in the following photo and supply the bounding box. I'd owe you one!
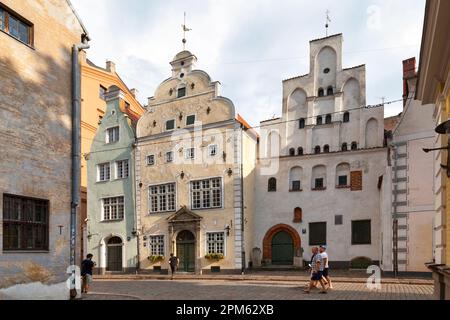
[209,145,217,157]
[166,120,175,131]
[291,181,301,191]
[338,176,348,186]
[335,215,343,225]
[315,178,324,189]
[147,155,155,166]
[352,220,371,245]
[191,178,222,209]
[185,148,195,160]
[166,151,174,163]
[177,87,186,98]
[186,115,196,126]
[106,127,119,143]
[309,222,326,246]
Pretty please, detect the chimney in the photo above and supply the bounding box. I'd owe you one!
[106,60,116,73]
[130,88,138,98]
[402,57,416,107]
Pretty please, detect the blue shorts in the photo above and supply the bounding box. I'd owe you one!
[311,272,323,281]
[323,268,329,277]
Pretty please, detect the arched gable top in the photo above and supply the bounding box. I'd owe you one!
[342,77,361,95]
[287,88,307,109]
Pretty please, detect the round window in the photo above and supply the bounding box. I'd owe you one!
[324,68,330,74]
[180,73,185,78]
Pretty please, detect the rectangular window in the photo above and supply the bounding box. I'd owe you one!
[166,120,175,131]
[186,115,196,126]
[206,232,225,254]
[291,181,301,191]
[98,163,111,182]
[352,220,371,245]
[177,87,186,98]
[309,222,326,246]
[149,235,164,256]
[208,145,217,157]
[147,155,155,166]
[149,183,176,213]
[335,215,343,225]
[3,194,49,251]
[116,160,129,179]
[165,152,174,163]
[106,126,119,143]
[99,85,107,100]
[0,6,32,46]
[315,178,324,189]
[338,176,348,187]
[102,196,124,221]
[191,178,222,209]
[185,148,195,160]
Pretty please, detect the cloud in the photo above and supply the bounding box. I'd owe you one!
[71,0,426,126]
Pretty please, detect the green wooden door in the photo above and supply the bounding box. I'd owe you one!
[271,231,294,265]
[106,237,123,272]
[177,231,195,272]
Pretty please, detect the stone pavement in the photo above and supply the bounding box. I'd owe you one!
[83,279,434,300]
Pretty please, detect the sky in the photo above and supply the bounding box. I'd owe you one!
[71,0,426,127]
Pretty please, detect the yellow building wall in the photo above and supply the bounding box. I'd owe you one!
[445,91,450,266]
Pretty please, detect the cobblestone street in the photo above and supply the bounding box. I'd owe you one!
[83,279,434,300]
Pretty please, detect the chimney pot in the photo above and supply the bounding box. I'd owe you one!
[130,88,138,98]
[106,61,116,73]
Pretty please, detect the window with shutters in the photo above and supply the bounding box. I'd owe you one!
[350,171,363,191]
[309,222,326,246]
[352,220,371,245]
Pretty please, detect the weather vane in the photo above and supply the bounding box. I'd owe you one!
[182,12,192,50]
[325,10,331,37]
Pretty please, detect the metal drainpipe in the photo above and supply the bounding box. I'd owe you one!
[240,124,245,275]
[70,35,90,274]
[133,140,140,273]
[391,143,399,277]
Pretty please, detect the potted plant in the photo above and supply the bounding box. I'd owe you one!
[148,255,165,263]
[205,253,224,261]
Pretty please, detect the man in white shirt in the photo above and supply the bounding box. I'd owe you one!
[319,245,333,289]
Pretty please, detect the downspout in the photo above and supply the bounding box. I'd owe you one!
[133,139,140,273]
[70,34,90,271]
[390,143,399,277]
[240,124,245,275]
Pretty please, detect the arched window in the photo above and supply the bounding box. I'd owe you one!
[299,118,306,129]
[318,88,324,97]
[342,143,348,152]
[289,148,295,156]
[297,147,304,156]
[312,165,327,190]
[324,145,330,153]
[343,112,350,123]
[314,146,321,154]
[293,207,303,223]
[351,142,358,150]
[365,118,379,148]
[336,163,350,188]
[327,86,334,96]
[268,178,277,192]
[289,167,303,191]
[317,116,323,125]
[325,114,332,124]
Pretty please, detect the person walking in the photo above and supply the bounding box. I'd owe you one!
[169,253,179,280]
[81,253,96,294]
[304,247,327,294]
[320,246,333,289]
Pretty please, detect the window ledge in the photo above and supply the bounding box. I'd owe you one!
[289,189,303,192]
[101,219,124,223]
[312,188,327,191]
[0,29,35,50]
[96,180,110,184]
[3,250,50,254]
[148,211,175,215]
[336,185,351,189]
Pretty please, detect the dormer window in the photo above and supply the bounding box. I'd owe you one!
[177,86,186,98]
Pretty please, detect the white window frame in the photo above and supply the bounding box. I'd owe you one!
[148,235,165,256]
[190,177,223,210]
[185,147,195,160]
[115,159,129,180]
[186,114,196,126]
[97,162,111,182]
[105,126,120,144]
[208,144,218,157]
[146,154,155,166]
[148,182,177,214]
[165,119,176,132]
[165,151,174,163]
[101,196,125,221]
[205,231,226,256]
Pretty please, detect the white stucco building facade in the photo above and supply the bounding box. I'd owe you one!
[253,34,387,268]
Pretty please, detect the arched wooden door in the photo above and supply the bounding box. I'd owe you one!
[271,231,294,265]
[106,236,123,272]
[176,230,195,272]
